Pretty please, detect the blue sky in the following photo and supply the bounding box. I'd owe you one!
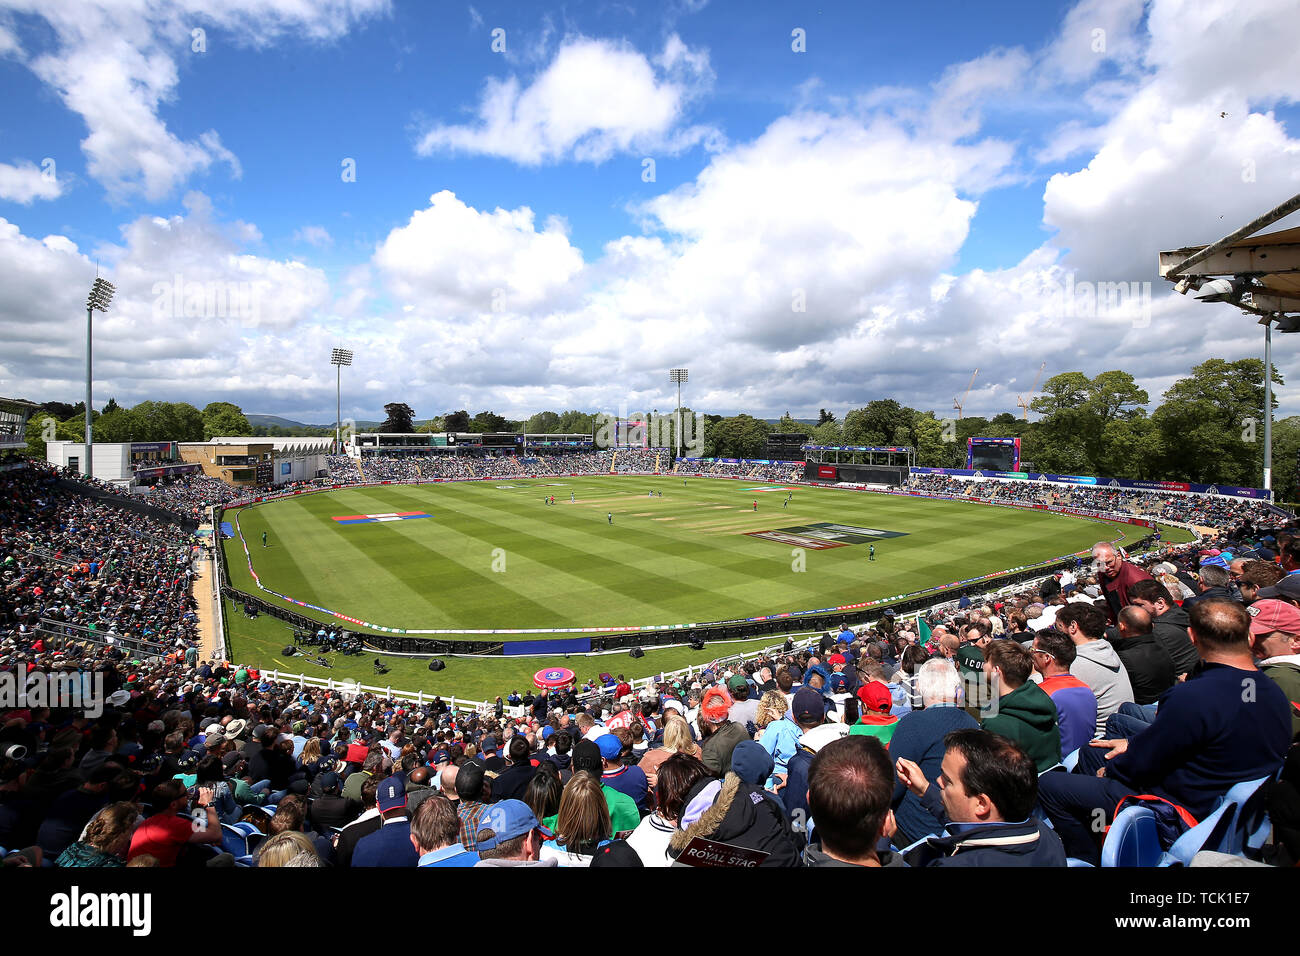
[1,0,1298,425]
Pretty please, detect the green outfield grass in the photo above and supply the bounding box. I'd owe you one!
[221,475,1187,638]
[221,598,796,704]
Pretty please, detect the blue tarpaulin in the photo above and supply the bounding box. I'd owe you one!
[503,638,591,656]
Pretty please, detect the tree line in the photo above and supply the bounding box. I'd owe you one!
[23,400,250,458]
[21,356,1295,498]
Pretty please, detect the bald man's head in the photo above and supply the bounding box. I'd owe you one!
[408,766,430,787]
[1118,605,1153,639]
[439,764,459,798]
[1092,543,1122,577]
[1188,599,1250,654]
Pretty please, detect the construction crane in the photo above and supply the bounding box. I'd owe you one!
[953,368,979,419]
[1017,362,1047,420]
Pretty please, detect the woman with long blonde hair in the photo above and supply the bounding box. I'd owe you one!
[540,773,611,867]
[298,737,323,770]
[754,690,800,792]
[256,830,322,867]
[636,714,702,790]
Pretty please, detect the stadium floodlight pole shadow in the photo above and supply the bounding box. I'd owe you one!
[670,368,688,460]
[84,276,116,479]
[331,347,353,456]
[1158,188,1300,494]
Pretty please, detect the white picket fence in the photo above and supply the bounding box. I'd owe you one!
[258,667,526,719]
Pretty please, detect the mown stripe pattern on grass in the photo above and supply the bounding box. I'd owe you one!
[223,477,1160,635]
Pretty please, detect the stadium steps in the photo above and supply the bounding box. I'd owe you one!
[192,549,222,660]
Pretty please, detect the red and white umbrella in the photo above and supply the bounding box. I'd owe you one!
[534,667,576,690]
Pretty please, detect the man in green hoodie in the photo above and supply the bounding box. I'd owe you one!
[979,640,1062,773]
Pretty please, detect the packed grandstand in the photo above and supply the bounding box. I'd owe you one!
[1,446,1297,872]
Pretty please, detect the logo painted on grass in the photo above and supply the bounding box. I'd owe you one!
[744,486,799,492]
[332,512,431,525]
[748,530,846,549]
[747,523,908,547]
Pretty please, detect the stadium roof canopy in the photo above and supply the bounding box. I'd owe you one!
[0,397,39,450]
[1159,191,1300,328]
[209,436,333,455]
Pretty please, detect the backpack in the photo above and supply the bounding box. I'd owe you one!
[1110,794,1198,850]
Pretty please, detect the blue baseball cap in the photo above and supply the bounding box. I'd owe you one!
[377,773,407,812]
[476,799,552,850]
[541,726,555,741]
[791,686,826,723]
[596,734,623,760]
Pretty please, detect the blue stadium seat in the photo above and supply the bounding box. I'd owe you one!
[1101,806,1163,867]
[1221,775,1274,859]
[1160,775,1272,866]
[221,822,259,857]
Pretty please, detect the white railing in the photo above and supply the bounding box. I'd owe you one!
[259,667,526,719]
[210,542,227,661]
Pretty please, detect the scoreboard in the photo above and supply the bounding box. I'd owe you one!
[967,437,1021,472]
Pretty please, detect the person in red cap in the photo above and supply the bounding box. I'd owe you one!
[851,682,899,746]
[1247,599,1300,739]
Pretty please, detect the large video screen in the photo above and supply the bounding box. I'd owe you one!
[967,438,1020,472]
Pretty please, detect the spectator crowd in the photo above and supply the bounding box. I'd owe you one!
[907,473,1280,535]
[2,456,1297,870]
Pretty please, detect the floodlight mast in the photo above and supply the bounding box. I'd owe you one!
[670,369,688,460]
[1265,321,1273,492]
[331,348,353,456]
[84,277,116,479]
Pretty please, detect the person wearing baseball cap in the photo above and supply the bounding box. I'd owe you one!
[851,681,900,746]
[597,733,648,811]
[307,771,353,832]
[778,686,831,823]
[1256,574,1300,606]
[351,773,416,867]
[1247,599,1300,739]
[474,799,556,867]
[570,738,639,835]
[728,672,760,729]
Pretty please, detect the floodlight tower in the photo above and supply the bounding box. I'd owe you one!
[331,348,353,455]
[84,277,116,478]
[669,368,688,459]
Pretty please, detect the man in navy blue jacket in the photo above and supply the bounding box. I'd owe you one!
[352,774,418,867]
[1038,600,1291,864]
[896,729,1066,866]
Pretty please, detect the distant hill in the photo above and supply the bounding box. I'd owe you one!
[765,419,818,427]
[246,414,313,429]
